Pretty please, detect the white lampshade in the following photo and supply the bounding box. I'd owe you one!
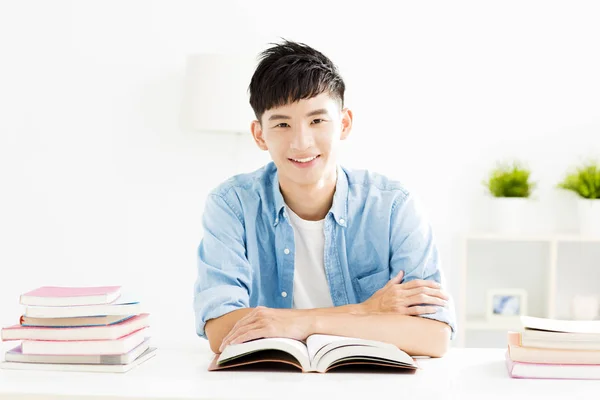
[180,53,257,134]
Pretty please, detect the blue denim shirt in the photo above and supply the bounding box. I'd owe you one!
[194,162,456,340]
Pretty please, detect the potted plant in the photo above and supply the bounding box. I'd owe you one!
[482,160,536,234]
[557,161,600,236]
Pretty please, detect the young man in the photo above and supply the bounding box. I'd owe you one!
[194,40,456,357]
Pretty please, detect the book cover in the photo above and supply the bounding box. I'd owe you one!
[0,347,157,373]
[507,331,600,364]
[5,338,151,365]
[19,314,134,327]
[24,299,141,319]
[2,313,149,341]
[20,326,148,355]
[20,286,121,307]
[506,350,600,380]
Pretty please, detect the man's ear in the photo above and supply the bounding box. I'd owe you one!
[340,108,353,140]
[251,120,268,151]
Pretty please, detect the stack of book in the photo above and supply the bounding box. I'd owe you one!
[0,286,156,372]
[506,315,600,380]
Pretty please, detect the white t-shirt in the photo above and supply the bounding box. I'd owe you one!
[285,206,334,309]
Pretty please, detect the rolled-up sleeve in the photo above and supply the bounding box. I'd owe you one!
[193,192,252,339]
[389,192,457,339]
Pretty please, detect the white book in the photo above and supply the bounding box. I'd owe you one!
[521,316,600,334]
[5,338,150,365]
[519,329,600,350]
[21,327,148,355]
[0,347,157,373]
[24,300,142,318]
[209,334,418,373]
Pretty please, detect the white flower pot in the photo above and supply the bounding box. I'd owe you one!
[491,197,530,234]
[577,199,600,237]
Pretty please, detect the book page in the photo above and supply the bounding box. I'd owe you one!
[218,337,310,371]
[306,334,398,366]
[314,345,417,373]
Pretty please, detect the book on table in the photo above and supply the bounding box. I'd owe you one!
[4,338,151,365]
[19,286,121,307]
[0,347,157,373]
[18,326,149,355]
[505,316,600,380]
[23,299,142,319]
[507,331,600,365]
[521,316,600,334]
[19,314,134,327]
[1,313,149,341]
[518,316,600,350]
[1,284,155,373]
[505,353,600,380]
[209,334,418,373]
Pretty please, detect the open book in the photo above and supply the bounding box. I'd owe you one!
[208,334,418,373]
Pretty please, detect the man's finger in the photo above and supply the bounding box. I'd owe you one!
[402,286,449,301]
[402,294,448,308]
[406,306,438,315]
[221,316,256,350]
[384,270,404,288]
[221,322,262,351]
[399,279,441,290]
[229,329,265,347]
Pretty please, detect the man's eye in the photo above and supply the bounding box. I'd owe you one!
[275,123,290,128]
[312,119,324,124]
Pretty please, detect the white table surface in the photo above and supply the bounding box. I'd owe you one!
[1,342,599,400]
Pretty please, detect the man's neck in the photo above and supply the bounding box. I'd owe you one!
[279,171,337,221]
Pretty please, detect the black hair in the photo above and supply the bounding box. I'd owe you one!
[248,39,345,123]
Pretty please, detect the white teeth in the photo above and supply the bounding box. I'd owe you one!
[292,156,317,163]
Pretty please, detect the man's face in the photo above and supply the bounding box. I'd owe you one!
[251,92,352,187]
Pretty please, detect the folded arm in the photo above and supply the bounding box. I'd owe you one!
[212,273,452,357]
[208,304,451,357]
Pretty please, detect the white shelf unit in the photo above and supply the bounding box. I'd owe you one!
[457,233,600,348]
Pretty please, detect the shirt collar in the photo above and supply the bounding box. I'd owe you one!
[272,164,348,227]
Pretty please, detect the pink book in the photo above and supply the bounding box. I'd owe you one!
[506,351,600,380]
[507,331,600,364]
[20,327,148,355]
[19,286,121,307]
[1,314,149,342]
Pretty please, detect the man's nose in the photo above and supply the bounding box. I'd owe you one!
[290,125,315,151]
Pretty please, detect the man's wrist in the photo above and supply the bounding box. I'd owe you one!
[291,309,319,336]
[299,303,368,335]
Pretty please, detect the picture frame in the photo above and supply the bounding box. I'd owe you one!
[486,288,528,322]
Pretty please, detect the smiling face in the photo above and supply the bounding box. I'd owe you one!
[251,92,353,189]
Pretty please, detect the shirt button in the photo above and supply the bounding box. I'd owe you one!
[284,248,290,255]
[281,291,288,298]
[339,218,345,225]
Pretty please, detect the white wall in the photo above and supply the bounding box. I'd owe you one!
[1,0,599,349]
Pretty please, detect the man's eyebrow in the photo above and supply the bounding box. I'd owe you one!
[267,108,330,121]
[268,114,291,121]
[306,108,329,117]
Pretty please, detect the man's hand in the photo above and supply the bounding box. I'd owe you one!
[360,271,449,315]
[218,307,314,352]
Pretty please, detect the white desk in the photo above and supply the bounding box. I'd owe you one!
[1,343,598,400]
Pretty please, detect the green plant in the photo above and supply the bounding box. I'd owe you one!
[483,160,535,198]
[557,161,600,199]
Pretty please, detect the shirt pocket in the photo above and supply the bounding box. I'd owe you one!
[354,268,390,303]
